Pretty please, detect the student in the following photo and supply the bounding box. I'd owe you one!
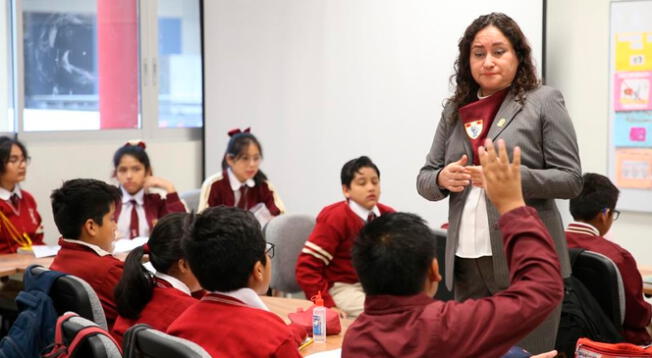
[343,140,564,357]
[295,156,394,317]
[167,206,305,358]
[113,141,186,239]
[49,178,123,329]
[112,213,200,346]
[0,137,44,253]
[566,173,652,345]
[197,129,285,220]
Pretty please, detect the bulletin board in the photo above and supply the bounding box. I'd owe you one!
[609,0,652,212]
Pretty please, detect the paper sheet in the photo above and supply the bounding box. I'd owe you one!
[113,236,148,254]
[305,348,341,358]
[31,245,61,258]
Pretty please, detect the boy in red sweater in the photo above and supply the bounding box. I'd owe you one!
[49,179,122,328]
[343,140,563,357]
[167,206,305,358]
[566,173,652,345]
[295,156,394,317]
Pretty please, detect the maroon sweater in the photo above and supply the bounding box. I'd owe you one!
[167,293,303,358]
[50,239,124,329]
[114,192,186,231]
[295,201,394,307]
[342,207,563,358]
[566,222,652,345]
[0,190,43,253]
[205,171,283,215]
[111,277,197,347]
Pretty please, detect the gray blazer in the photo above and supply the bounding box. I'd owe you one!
[417,85,582,290]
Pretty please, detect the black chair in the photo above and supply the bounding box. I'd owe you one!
[57,313,122,358]
[569,248,625,331]
[433,229,454,301]
[29,265,108,330]
[123,324,210,358]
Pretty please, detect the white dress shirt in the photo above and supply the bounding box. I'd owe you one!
[213,287,269,311]
[348,200,380,223]
[227,168,255,204]
[117,187,150,239]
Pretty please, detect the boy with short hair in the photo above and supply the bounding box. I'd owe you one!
[567,172,652,345]
[49,178,123,328]
[167,206,305,358]
[295,156,394,317]
[343,140,564,357]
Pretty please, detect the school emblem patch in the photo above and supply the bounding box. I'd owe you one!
[464,120,483,139]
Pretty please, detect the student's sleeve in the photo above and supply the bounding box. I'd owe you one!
[295,219,340,308]
[519,87,583,199]
[287,323,307,345]
[435,207,563,357]
[262,181,285,215]
[162,192,187,214]
[619,251,652,330]
[273,337,303,358]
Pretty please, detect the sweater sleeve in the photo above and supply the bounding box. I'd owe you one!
[162,192,187,214]
[295,220,341,308]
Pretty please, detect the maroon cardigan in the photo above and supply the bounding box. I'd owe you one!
[114,192,186,231]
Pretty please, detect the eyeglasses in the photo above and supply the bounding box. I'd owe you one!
[7,156,30,165]
[604,208,621,221]
[265,242,275,258]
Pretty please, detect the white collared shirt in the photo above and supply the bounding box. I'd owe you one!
[154,271,192,296]
[348,200,380,223]
[62,238,113,256]
[0,185,22,201]
[213,287,269,311]
[117,187,149,239]
[456,186,492,258]
[227,168,255,205]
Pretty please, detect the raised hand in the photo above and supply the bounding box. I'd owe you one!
[144,176,176,193]
[478,139,524,215]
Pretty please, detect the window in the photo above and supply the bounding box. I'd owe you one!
[9,0,202,134]
[0,0,14,132]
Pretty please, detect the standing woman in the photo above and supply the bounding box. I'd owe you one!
[416,13,581,353]
[0,137,43,253]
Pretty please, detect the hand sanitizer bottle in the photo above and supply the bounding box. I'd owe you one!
[312,291,327,343]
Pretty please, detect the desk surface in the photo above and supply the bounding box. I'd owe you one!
[261,296,352,356]
[0,253,54,276]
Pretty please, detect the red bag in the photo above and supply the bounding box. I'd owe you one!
[575,337,652,357]
[288,305,342,336]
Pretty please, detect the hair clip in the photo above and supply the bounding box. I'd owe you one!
[142,243,151,254]
[124,140,146,149]
[227,127,251,137]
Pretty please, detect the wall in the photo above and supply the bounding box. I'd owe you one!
[547,0,652,265]
[22,137,202,245]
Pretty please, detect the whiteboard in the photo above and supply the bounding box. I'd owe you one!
[609,0,652,212]
[202,0,544,224]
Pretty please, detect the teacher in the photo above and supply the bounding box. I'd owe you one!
[416,13,581,352]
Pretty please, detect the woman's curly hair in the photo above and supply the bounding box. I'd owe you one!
[448,12,540,109]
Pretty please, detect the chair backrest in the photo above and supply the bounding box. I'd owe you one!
[31,266,108,330]
[264,214,315,293]
[432,229,453,301]
[123,324,210,358]
[570,248,625,331]
[56,313,122,358]
[179,189,201,213]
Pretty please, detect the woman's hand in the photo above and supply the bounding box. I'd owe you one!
[144,176,176,193]
[437,155,471,192]
[466,165,484,188]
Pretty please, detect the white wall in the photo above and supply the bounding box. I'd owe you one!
[203,0,543,228]
[21,137,202,245]
[547,0,652,265]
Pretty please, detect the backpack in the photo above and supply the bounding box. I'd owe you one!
[42,312,122,358]
[555,250,623,358]
[0,265,65,358]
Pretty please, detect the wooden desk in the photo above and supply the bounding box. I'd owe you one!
[640,265,652,296]
[262,296,352,356]
[0,253,55,276]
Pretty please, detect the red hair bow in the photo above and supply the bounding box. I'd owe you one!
[124,140,146,149]
[227,127,251,137]
[142,243,151,254]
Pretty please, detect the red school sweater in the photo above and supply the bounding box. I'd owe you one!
[114,191,187,231]
[295,200,394,307]
[0,190,44,253]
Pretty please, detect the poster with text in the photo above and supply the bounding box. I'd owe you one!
[615,148,652,189]
[614,111,652,147]
[615,32,652,72]
[614,71,652,110]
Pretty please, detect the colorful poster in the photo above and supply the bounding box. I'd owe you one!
[615,148,652,189]
[614,111,652,147]
[615,32,652,72]
[613,71,652,110]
